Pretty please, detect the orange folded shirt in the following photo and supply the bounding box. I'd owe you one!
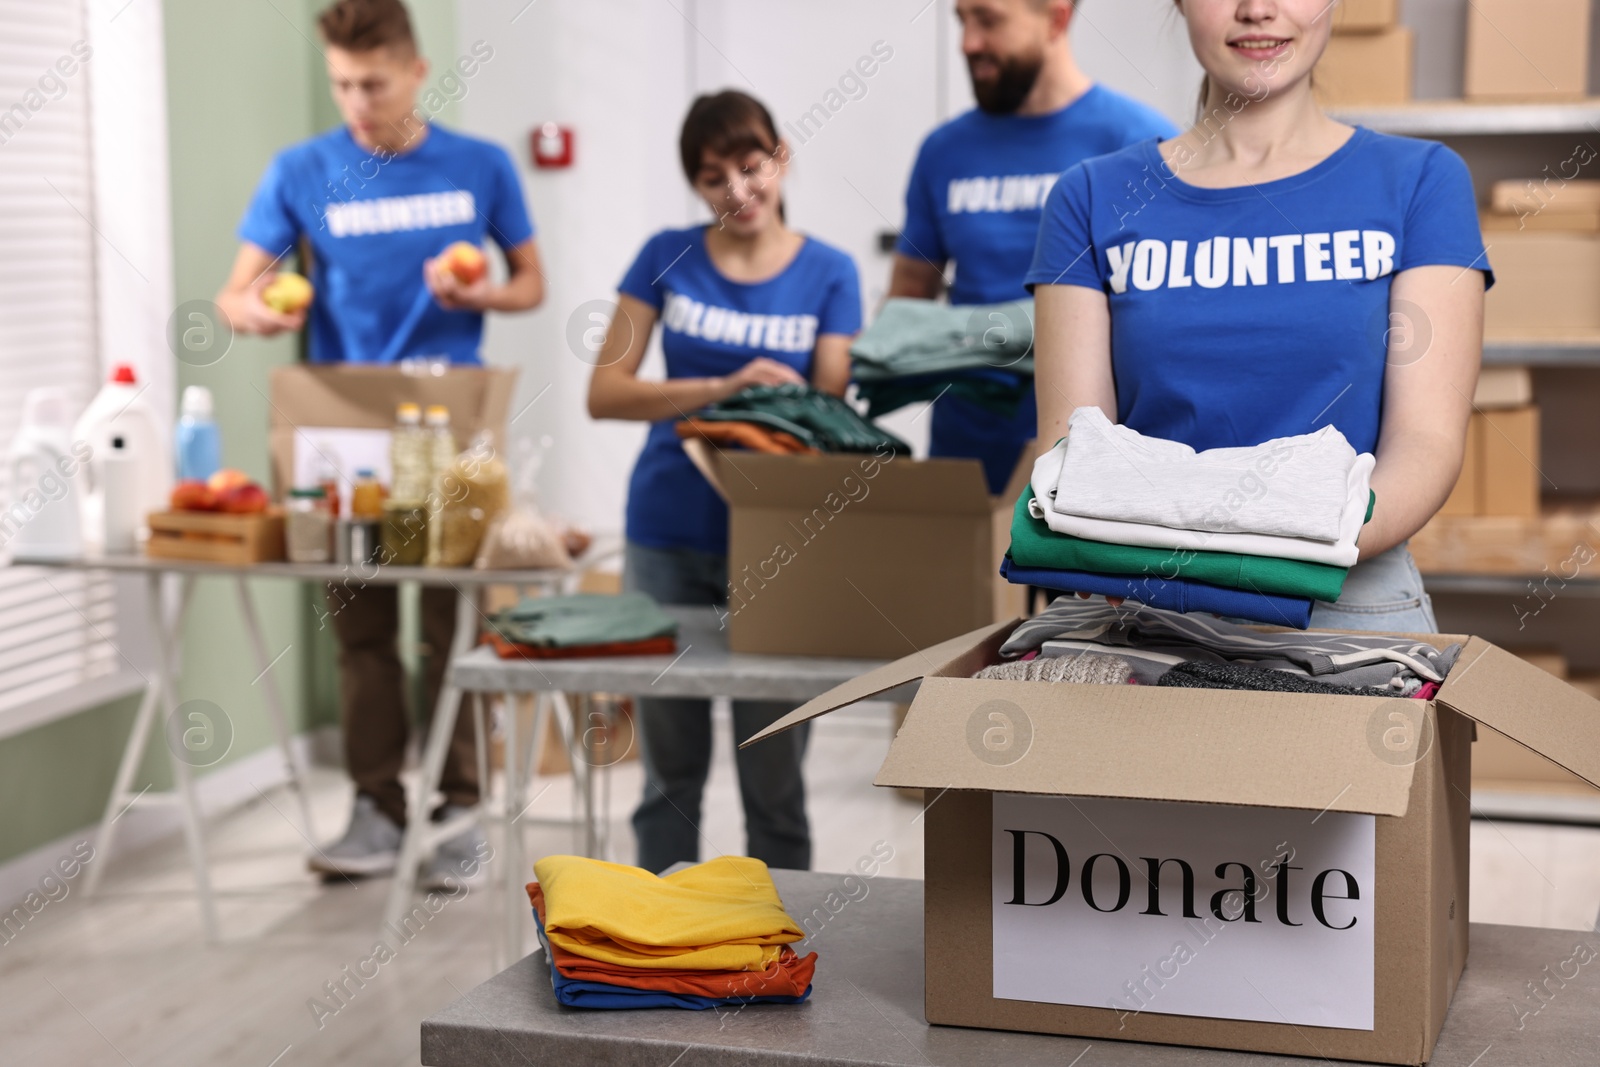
[487,632,678,660]
[528,882,817,998]
[675,418,817,455]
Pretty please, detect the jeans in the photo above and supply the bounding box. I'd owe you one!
[1309,541,1438,634]
[624,540,812,874]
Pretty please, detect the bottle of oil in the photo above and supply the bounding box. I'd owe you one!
[383,402,430,565]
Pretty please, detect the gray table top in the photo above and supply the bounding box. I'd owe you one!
[9,551,570,588]
[423,870,1599,1067]
[450,605,898,703]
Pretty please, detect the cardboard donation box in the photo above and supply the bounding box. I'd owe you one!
[686,442,1027,659]
[266,364,518,497]
[745,622,1600,1064]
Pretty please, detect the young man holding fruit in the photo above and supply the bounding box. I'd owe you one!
[215,0,543,888]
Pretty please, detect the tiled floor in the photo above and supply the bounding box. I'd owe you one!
[1,702,1596,1067]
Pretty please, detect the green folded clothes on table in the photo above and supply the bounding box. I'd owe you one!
[691,384,909,455]
[1009,487,1351,602]
[489,592,679,649]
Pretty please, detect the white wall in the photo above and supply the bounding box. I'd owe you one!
[456,0,1194,540]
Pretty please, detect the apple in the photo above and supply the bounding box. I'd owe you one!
[207,468,251,494]
[215,483,270,515]
[262,272,313,314]
[170,479,217,512]
[439,241,487,285]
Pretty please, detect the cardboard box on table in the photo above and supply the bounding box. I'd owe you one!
[744,622,1600,1064]
[266,364,518,498]
[685,440,1030,659]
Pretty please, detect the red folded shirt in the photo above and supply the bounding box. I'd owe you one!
[487,632,677,660]
[527,882,817,998]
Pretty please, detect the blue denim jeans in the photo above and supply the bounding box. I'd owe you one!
[624,540,811,874]
[1309,541,1438,633]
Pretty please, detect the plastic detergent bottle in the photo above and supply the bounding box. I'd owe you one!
[5,388,84,559]
[175,385,222,483]
[73,363,171,547]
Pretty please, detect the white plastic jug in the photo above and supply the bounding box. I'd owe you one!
[5,388,87,560]
[73,363,172,549]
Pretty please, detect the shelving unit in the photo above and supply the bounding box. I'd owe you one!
[1328,99,1600,136]
[1483,341,1600,367]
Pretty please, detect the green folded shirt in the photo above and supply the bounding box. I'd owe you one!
[1009,487,1351,602]
[490,592,679,649]
[691,384,910,455]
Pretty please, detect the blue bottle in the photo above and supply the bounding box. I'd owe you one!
[175,385,222,482]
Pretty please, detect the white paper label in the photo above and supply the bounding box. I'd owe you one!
[291,428,393,499]
[992,793,1375,1030]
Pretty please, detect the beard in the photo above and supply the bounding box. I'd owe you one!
[967,49,1045,114]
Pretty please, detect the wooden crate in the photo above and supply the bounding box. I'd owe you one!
[145,510,286,564]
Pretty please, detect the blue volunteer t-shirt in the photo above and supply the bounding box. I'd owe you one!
[898,85,1178,492]
[1026,127,1493,458]
[620,227,862,556]
[238,124,535,365]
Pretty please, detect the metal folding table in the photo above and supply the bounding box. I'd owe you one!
[12,552,568,943]
[441,605,898,960]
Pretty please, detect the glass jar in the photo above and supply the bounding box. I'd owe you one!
[285,487,333,563]
[350,468,385,519]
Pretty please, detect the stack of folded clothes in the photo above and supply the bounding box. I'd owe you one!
[676,383,910,455]
[1001,598,1460,697]
[849,297,1035,419]
[527,855,817,1010]
[1007,407,1378,629]
[486,592,678,660]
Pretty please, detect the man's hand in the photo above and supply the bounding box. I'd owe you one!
[219,270,307,336]
[424,256,494,311]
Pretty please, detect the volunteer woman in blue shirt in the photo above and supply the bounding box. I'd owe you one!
[588,90,862,873]
[1028,0,1491,633]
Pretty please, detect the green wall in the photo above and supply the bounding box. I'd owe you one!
[0,0,456,867]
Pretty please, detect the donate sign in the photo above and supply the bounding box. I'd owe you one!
[993,793,1376,1030]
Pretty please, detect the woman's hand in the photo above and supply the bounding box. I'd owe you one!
[714,356,806,400]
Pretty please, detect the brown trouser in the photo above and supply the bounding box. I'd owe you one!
[325,584,479,827]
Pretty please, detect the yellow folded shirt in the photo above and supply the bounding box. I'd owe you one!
[533,855,804,971]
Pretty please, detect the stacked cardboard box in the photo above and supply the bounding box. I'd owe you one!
[1437,368,1541,520]
[1317,0,1413,107]
[1465,0,1591,101]
[1483,179,1600,340]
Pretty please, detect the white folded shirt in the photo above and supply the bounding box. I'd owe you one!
[1031,425,1376,567]
[1050,406,1359,543]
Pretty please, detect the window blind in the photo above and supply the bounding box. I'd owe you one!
[0,0,121,716]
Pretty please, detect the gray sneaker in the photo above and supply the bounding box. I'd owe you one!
[419,805,488,892]
[308,795,403,878]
